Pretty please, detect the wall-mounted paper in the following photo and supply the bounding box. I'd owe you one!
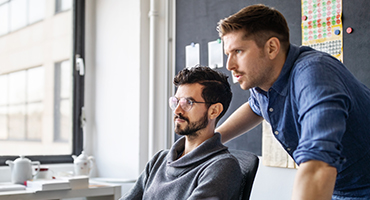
[185,43,200,68]
[208,40,223,69]
[301,0,343,61]
[262,120,297,169]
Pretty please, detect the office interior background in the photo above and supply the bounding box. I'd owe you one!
[1,0,369,199]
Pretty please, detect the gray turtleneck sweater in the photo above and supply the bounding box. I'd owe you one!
[120,133,242,200]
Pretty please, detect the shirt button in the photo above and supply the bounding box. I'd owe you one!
[287,148,291,151]
[269,108,274,112]
[274,131,279,135]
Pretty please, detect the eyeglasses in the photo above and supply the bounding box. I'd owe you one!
[169,96,213,111]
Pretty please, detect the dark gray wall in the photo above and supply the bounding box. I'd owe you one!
[175,0,370,155]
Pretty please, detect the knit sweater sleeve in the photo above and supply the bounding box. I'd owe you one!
[187,155,243,200]
[119,150,167,200]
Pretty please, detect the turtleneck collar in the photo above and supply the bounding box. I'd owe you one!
[166,132,227,168]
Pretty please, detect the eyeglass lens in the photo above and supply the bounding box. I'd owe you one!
[169,97,192,111]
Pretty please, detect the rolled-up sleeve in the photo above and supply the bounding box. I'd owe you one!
[292,58,350,170]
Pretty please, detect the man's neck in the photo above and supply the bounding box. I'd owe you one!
[181,128,214,158]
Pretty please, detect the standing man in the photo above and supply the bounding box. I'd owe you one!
[121,66,242,200]
[216,4,370,200]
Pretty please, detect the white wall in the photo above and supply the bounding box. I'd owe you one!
[84,0,170,180]
[87,0,139,179]
[85,0,145,179]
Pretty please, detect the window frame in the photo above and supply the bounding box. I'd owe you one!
[0,0,85,165]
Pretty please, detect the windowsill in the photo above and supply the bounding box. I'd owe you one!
[0,163,74,182]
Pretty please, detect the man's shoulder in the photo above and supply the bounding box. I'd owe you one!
[152,149,169,159]
[294,46,340,71]
[147,149,169,165]
[205,149,241,168]
[200,150,243,179]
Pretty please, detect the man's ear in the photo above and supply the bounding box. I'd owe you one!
[265,37,280,60]
[208,103,223,120]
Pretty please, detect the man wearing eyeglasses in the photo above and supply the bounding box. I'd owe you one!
[120,66,242,200]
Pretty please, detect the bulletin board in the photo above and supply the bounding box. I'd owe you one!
[341,0,370,87]
[174,0,370,166]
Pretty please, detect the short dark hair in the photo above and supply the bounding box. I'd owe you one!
[173,65,232,124]
[217,4,290,53]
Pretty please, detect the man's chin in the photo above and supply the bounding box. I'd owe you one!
[239,83,252,90]
[174,124,186,135]
[175,130,188,136]
[175,127,195,137]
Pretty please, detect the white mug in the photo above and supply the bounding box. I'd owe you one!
[34,167,52,179]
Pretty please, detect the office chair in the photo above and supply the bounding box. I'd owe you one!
[229,149,259,200]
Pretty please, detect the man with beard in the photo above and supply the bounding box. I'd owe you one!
[120,66,242,200]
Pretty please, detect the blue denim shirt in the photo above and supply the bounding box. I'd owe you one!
[249,44,370,197]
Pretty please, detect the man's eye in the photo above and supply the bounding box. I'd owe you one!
[186,99,195,106]
[236,50,241,54]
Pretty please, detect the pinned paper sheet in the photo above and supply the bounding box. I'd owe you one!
[208,39,223,69]
[301,0,343,61]
[262,120,297,169]
[185,43,200,68]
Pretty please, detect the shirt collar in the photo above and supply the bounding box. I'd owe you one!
[269,44,301,96]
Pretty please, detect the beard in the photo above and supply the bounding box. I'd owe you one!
[174,112,209,137]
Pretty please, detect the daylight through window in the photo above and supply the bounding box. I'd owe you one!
[0,0,74,157]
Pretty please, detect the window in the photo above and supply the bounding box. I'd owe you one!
[55,0,72,13]
[0,0,84,164]
[29,0,46,24]
[54,60,72,142]
[0,1,9,35]
[0,67,44,142]
[0,0,45,36]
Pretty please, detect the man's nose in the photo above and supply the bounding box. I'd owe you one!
[174,103,184,115]
[226,55,236,71]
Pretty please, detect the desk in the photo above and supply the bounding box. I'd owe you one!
[0,183,121,200]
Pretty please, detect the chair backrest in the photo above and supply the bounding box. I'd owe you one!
[229,149,259,200]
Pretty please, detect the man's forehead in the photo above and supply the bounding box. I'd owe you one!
[175,83,203,99]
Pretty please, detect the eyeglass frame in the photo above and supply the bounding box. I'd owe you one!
[169,96,215,111]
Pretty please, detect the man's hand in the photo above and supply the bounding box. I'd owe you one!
[292,160,337,200]
[216,102,263,143]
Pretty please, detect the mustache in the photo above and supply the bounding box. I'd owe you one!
[174,114,189,122]
[233,70,243,76]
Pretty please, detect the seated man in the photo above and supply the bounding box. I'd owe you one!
[120,66,242,200]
